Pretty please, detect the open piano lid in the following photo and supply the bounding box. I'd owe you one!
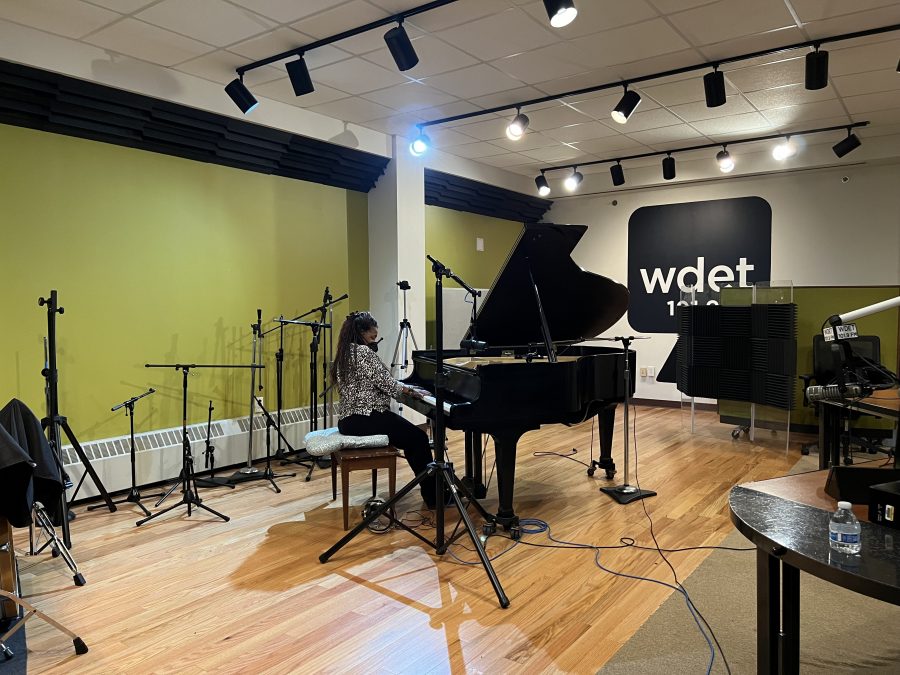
[464,223,629,348]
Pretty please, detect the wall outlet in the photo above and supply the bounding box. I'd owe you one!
[639,367,647,377]
[476,236,484,251]
[647,366,655,377]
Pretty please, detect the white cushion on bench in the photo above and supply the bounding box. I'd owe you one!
[303,428,390,457]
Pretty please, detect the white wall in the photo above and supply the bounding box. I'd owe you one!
[547,162,900,401]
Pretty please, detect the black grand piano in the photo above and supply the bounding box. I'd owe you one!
[399,223,635,533]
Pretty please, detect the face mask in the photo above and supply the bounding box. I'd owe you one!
[367,339,381,353]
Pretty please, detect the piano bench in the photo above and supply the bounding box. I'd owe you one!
[330,446,399,530]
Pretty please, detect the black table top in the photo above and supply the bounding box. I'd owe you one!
[730,484,900,604]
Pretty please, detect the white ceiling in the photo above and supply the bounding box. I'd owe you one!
[1,0,899,186]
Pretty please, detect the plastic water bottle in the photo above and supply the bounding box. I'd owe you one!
[829,501,861,554]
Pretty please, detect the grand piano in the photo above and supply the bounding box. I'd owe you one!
[399,223,635,533]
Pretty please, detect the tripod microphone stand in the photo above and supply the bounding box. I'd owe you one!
[88,388,163,517]
[137,363,259,526]
[320,256,510,609]
[38,290,115,548]
[599,336,656,505]
[249,397,296,492]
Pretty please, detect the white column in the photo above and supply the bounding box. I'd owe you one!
[367,135,426,397]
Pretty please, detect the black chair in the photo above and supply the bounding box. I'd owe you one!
[799,335,883,461]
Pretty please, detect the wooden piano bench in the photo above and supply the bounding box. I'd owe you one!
[330,446,400,530]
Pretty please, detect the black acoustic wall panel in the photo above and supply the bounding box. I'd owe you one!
[424,169,552,223]
[0,59,389,193]
[675,303,797,409]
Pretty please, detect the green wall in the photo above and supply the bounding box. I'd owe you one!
[423,206,523,346]
[0,123,368,442]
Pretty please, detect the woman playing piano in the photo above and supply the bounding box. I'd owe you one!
[333,311,440,508]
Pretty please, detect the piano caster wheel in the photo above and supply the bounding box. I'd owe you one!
[731,429,740,439]
[509,526,521,541]
[587,466,595,476]
[605,469,615,480]
[483,523,496,536]
[305,475,311,482]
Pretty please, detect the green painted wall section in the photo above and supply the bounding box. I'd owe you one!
[0,124,367,442]
[423,206,523,347]
[718,286,899,429]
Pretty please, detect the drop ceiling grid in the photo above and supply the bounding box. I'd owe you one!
[0,0,895,173]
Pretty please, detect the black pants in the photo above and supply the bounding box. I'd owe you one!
[338,410,436,505]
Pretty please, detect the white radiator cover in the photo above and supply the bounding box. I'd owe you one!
[61,404,337,499]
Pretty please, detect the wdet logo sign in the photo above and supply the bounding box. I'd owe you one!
[627,197,772,333]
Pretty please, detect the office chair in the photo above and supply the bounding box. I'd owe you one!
[799,334,884,462]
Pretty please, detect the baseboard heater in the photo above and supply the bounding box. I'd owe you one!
[60,404,338,500]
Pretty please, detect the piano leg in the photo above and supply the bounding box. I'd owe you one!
[492,430,526,537]
[463,432,487,499]
[588,404,617,480]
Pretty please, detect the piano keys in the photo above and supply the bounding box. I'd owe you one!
[400,223,634,532]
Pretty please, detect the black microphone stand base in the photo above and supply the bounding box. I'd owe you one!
[88,486,165,518]
[135,488,229,527]
[195,475,235,489]
[319,461,510,609]
[600,484,656,505]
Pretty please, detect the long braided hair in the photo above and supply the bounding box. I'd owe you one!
[332,311,377,386]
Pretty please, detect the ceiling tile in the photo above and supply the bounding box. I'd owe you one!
[362,82,457,112]
[251,77,349,107]
[543,121,621,143]
[833,69,900,98]
[476,152,535,168]
[87,0,157,11]
[449,117,510,141]
[618,107,686,131]
[647,0,720,12]
[0,0,121,39]
[228,27,351,68]
[641,76,715,107]
[229,0,341,24]
[610,49,706,82]
[520,144,586,163]
[524,103,593,130]
[626,124,704,145]
[802,6,900,40]
[745,83,837,110]
[843,91,900,116]
[424,64,525,99]
[520,0,659,39]
[490,131,561,151]
[468,86,551,111]
[445,141,509,159]
[427,127,482,147]
[533,68,619,97]
[434,8,558,61]
[669,94,755,122]
[829,38,900,77]
[569,19,691,67]
[697,26,806,62]
[416,100,487,123]
[760,99,849,127]
[136,0,276,47]
[83,17,215,66]
[407,0,522,33]
[361,35,478,78]
[290,1,386,39]
[310,57,407,94]
[725,57,806,94]
[690,111,773,135]
[789,0,900,22]
[363,113,424,136]
[307,96,396,123]
[175,50,284,86]
[667,0,797,46]
[575,136,651,155]
[492,47,590,85]
[776,116,854,136]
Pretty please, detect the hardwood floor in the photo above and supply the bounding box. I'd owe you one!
[15,406,803,674]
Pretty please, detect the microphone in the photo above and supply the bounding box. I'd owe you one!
[806,383,871,402]
[460,339,488,352]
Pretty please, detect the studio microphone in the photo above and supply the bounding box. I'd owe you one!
[806,383,871,402]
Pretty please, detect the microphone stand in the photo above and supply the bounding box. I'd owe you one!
[230,309,265,484]
[194,400,235,490]
[320,255,510,609]
[88,388,162,516]
[137,363,260,526]
[599,336,656,505]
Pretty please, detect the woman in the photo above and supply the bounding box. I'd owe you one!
[332,311,439,508]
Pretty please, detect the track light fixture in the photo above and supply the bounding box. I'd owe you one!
[611,86,641,124]
[662,153,676,180]
[506,108,530,140]
[286,56,315,96]
[716,147,734,173]
[563,168,583,192]
[535,172,551,197]
[772,137,796,161]
[225,77,258,114]
[704,67,727,108]
[543,0,578,28]
[832,128,862,158]
[805,45,829,90]
[384,21,419,71]
[409,128,430,157]
[610,161,625,187]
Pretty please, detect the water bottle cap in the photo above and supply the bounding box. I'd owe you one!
[837,501,852,510]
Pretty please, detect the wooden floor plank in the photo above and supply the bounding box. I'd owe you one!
[13,406,803,673]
